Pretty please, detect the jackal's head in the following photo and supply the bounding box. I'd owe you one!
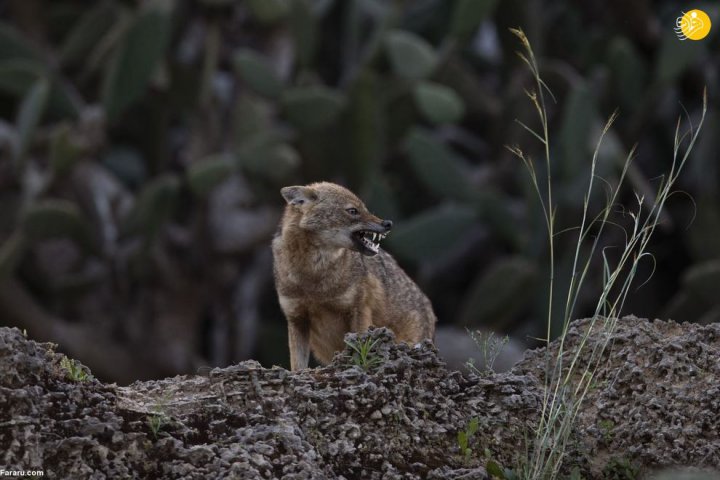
[280,182,392,256]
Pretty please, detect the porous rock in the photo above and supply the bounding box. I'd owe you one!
[514,316,720,477]
[1,317,719,479]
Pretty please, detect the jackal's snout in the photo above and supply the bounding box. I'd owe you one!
[364,217,392,233]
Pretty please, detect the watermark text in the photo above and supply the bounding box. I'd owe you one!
[0,470,45,477]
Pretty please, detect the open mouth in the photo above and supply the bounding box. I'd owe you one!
[352,230,387,256]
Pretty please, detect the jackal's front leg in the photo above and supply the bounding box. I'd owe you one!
[350,305,373,334]
[287,319,310,371]
[279,295,310,370]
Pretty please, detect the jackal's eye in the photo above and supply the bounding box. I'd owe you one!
[346,207,359,216]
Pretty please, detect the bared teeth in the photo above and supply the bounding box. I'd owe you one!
[360,234,379,252]
[357,230,383,252]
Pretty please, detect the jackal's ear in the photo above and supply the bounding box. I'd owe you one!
[281,186,317,206]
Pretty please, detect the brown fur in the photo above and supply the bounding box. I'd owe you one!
[272,182,436,370]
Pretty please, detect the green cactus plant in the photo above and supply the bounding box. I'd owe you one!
[21,200,93,249]
[187,156,234,198]
[384,30,437,80]
[121,175,180,237]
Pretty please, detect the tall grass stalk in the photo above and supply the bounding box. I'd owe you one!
[507,28,707,479]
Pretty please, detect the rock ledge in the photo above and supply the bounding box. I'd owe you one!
[1,316,719,479]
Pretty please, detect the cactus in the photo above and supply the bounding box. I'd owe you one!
[187,156,234,197]
[233,49,284,99]
[459,257,538,328]
[14,78,49,167]
[403,128,476,202]
[281,86,346,130]
[246,0,291,24]
[384,204,477,264]
[121,175,180,237]
[682,261,720,307]
[413,81,465,125]
[450,0,499,37]
[102,4,172,121]
[21,200,94,251]
[49,123,83,176]
[0,232,26,278]
[384,30,437,80]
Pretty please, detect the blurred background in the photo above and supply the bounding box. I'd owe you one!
[0,0,717,383]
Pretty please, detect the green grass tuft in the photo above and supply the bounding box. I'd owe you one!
[457,417,479,463]
[60,355,91,382]
[344,336,383,370]
[147,411,170,439]
[507,27,706,479]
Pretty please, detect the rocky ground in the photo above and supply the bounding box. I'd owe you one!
[1,316,719,479]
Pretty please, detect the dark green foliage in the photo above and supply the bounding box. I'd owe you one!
[21,200,93,250]
[60,2,121,66]
[236,131,300,183]
[102,4,172,120]
[122,175,180,237]
[0,24,44,61]
[384,30,437,80]
[49,123,83,176]
[606,38,647,111]
[385,205,477,263]
[0,0,715,381]
[414,81,465,125]
[14,78,49,166]
[233,50,284,99]
[281,86,346,130]
[450,0,499,37]
[602,457,640,480]
[485,459,519,480]
[403,128,478,202]
[0,232,26,278]
[187,156,234,198]
[459,258,538,329]
[246,0,291,24]
[557,82,596,192]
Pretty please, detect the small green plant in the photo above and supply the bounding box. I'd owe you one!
[567,467,586,480]
[486,457,521,480]
[344,336,383,370]
[602,457,640,480]
[146,392,174,439]
[457,417,479,463]
[598,419,615,443]
[588,378,608,392]
[60,355,91,382]
[466,330,509,375]
[147,411,170,439]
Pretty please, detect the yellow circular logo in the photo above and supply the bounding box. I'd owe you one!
[675,9,712,41]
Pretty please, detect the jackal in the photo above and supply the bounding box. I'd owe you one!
[272,182,436,370]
